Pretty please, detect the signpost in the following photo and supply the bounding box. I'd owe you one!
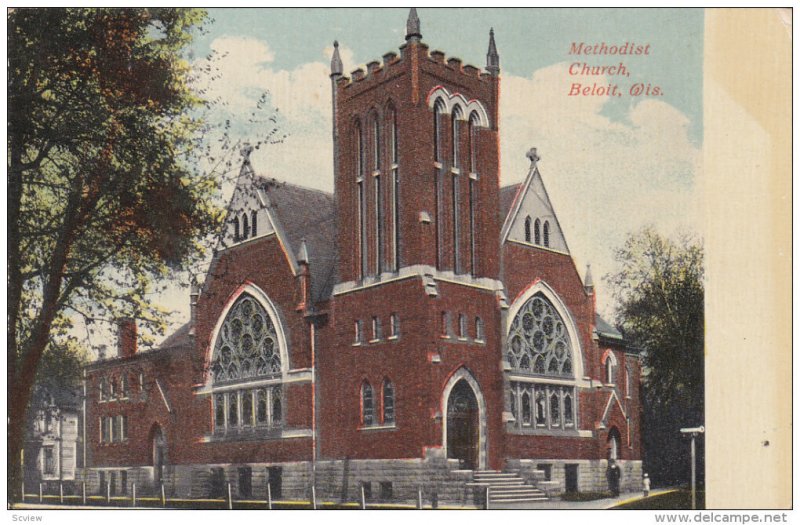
[680,425,705,510]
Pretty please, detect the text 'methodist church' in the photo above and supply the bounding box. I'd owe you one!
[84,10,642,505]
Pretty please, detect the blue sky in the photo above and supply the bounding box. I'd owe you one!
[195,8,703,141]
[152,7,705,330]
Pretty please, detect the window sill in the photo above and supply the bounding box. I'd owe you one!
[468,172,479,180]
[439,335,451,340]
[450,167,461,175]
[352,342,363,347]
[368,339,381,344]
[433,161,443,170]
[372,170,381,177]
[457,337,468,342]
[475,339,485,344]
[358,423,397,432]
[387,335,399,341]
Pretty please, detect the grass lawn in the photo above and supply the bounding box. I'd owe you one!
[614,489,706,510]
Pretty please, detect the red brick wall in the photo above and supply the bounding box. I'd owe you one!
[334,41,500,282]
[319,277,505,469]
[86,235,315,468]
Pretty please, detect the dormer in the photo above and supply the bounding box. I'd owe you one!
[218,146,275,250]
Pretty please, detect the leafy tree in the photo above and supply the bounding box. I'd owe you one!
[7,8,219,500]
[606,227,704,487]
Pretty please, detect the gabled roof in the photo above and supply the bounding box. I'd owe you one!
[256,177,336,304]
[500,159,570,254]
[500,184,522,222]
[158,321,193,350]
[595,314,626,345]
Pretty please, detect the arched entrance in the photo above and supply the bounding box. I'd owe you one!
[151,425,166,484]
[446,380,479,470]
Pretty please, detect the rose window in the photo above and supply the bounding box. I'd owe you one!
[506,293,573,377]
[210,294,281,385]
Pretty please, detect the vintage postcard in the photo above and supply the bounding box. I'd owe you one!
[7,7,792,518]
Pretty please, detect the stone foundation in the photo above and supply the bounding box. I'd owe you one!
[85,456,641,504]
[84,454,481,505]
[510,458,643,494]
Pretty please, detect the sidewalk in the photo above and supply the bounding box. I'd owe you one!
[490,489,676,510]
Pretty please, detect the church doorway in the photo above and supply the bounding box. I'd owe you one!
[151,425,166,484]
[446,379,479,470]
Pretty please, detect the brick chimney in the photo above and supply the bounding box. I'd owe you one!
[117,318,137,358]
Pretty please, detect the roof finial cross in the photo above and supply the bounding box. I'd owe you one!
[241,142,254,162]
[526,147,540,166]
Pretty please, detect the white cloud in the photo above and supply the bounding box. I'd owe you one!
[192,36,360,192]
[499,62,701,316]
[184,45,700,323]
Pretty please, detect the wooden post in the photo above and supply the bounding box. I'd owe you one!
[59,483,64,504]
[311,485,317,510]
[690,434,697,510]
[360,485,366,510]
[38,482,42,503]
[106,479,111,504]
[266,482,272,510]
[417,487,422,509]
[160,483,166,508]
[227,482,233,510]
[485,486,490,510]
[132,483,136,507]
[82,481,86,505]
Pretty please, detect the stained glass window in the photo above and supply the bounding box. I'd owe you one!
[549,392,560,426]
[362,382,374,426]
[506,293,574,378]
[210,294,281,385]
[271,386,282,426]
[257,389,268,424]
[564,394,574,427]
[215,394,225,429]
[535,388,546,426]
[383,379,395,424]
[521,390,532,425]
[242,391,253,427]
[228,392,238,427]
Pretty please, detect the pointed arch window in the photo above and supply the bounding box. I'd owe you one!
[433,99,445,163]
[564,392,574,427]
[507,293,574,378]
[382,379,395,424]
[355,120,367,280]
[507,292,579,432]
[468,111,479,173]
[534,219,541,245]
[388,105,400,272]
[361,381,374,426]
[372,111,381,172]
[251,210,258,237]
[521,389,532,426]
[525,216,532,243]
[210,292,286,435]
[232,217,240,242]
[242,213,249,240]
[543,221,550,247]
[452,108,462,169]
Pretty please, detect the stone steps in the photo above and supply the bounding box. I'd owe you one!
[470,469,549,504]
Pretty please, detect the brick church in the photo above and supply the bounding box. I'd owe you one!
[84,10,642,505]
